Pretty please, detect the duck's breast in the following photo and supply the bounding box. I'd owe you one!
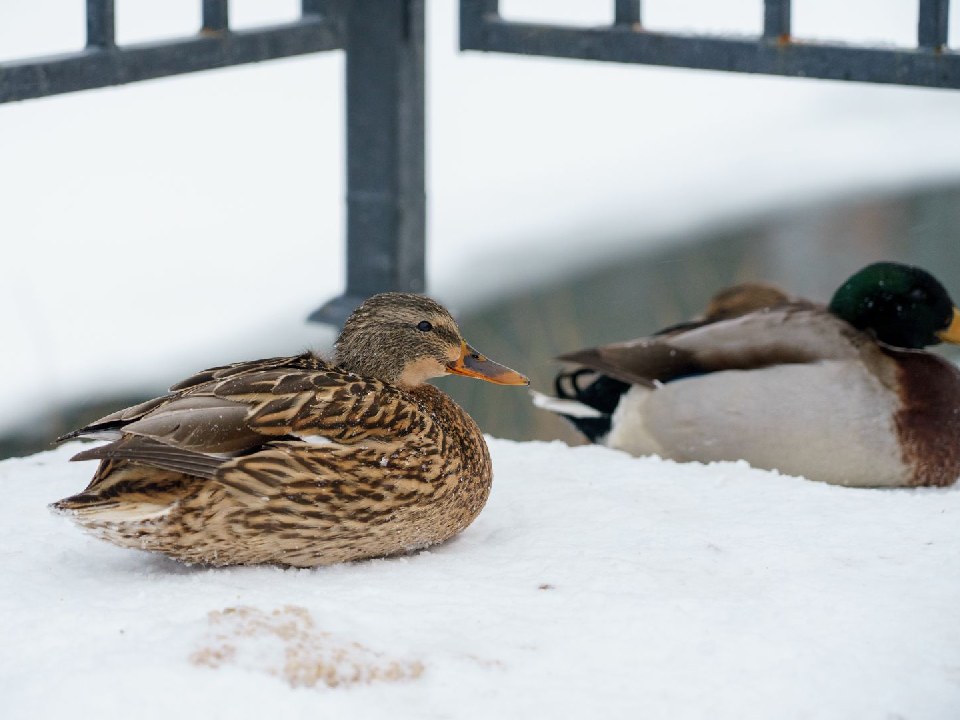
[887,349,960,487]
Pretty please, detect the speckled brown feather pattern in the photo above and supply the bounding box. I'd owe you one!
[55,292,529,566]
[54,353,493,567]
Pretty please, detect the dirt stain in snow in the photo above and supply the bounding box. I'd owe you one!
[190,605,424,689]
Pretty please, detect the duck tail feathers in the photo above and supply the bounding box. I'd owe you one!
[530,369,634,444]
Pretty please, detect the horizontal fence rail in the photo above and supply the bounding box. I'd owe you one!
[0,1,344,103]
[461,0,959,90]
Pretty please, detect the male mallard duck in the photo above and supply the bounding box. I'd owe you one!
[54,293,528,567]
[533,262,960,487]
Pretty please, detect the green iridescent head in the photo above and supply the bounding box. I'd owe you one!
[828,262,960,349]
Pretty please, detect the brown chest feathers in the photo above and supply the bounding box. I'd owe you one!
[890,349,960,487]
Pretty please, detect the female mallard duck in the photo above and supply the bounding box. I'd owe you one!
[533,262,960,487]
[54,293,528,567]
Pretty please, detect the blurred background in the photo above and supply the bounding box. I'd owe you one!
[2,0,960,458]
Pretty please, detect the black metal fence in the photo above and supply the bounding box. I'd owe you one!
[461,0,958,89]
[1,0,956,325]
[0,1,343,102]
[0,0,425,326]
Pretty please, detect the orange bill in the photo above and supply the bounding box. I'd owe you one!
[939,307,960,344]
[446,342,529,386]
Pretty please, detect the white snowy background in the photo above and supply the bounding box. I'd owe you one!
[2,1,960,718]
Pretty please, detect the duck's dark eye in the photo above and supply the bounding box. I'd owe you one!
[909,288,927,302]
[417,320,433,332]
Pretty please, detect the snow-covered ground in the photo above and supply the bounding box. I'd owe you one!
[3,1,960,434]
[2,439,959,719]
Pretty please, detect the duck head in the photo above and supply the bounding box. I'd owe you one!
[334,292,529,390]
[828,262,960,349]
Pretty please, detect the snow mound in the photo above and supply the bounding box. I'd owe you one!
[1,439,959,719]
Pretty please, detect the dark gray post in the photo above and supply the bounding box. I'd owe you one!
[763,0,791,40]
[918,0,950,49]
[310,0,426,326]
[86,0,116,48]
[202,0,230,33]
[614,1,641,27]
[460,0,498,48]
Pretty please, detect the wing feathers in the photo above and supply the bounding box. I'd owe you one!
[559,307,866,384]
[168,355,312,392]
[61,351,430,481]
[120,396,260,454]
[71,437,225,479]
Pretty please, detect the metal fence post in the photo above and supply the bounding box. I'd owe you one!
[614,1,641,27]
[918,0,950,49]
[86,0,116,48]
[309,0,427,326]
[763,0,791,40]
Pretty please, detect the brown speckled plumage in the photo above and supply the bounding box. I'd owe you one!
[54,293,527,567]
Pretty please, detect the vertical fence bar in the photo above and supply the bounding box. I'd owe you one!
[310,0,426,324]
[86,0,116,48]
[460,0,499,49]
[614,1,641,27]
[763,0,791,39]
[918,0,950,49]
[301,0,325,16]
[203,0,230,32]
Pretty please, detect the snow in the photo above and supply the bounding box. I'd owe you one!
[3,1,960,434]
[3,439,960,719]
